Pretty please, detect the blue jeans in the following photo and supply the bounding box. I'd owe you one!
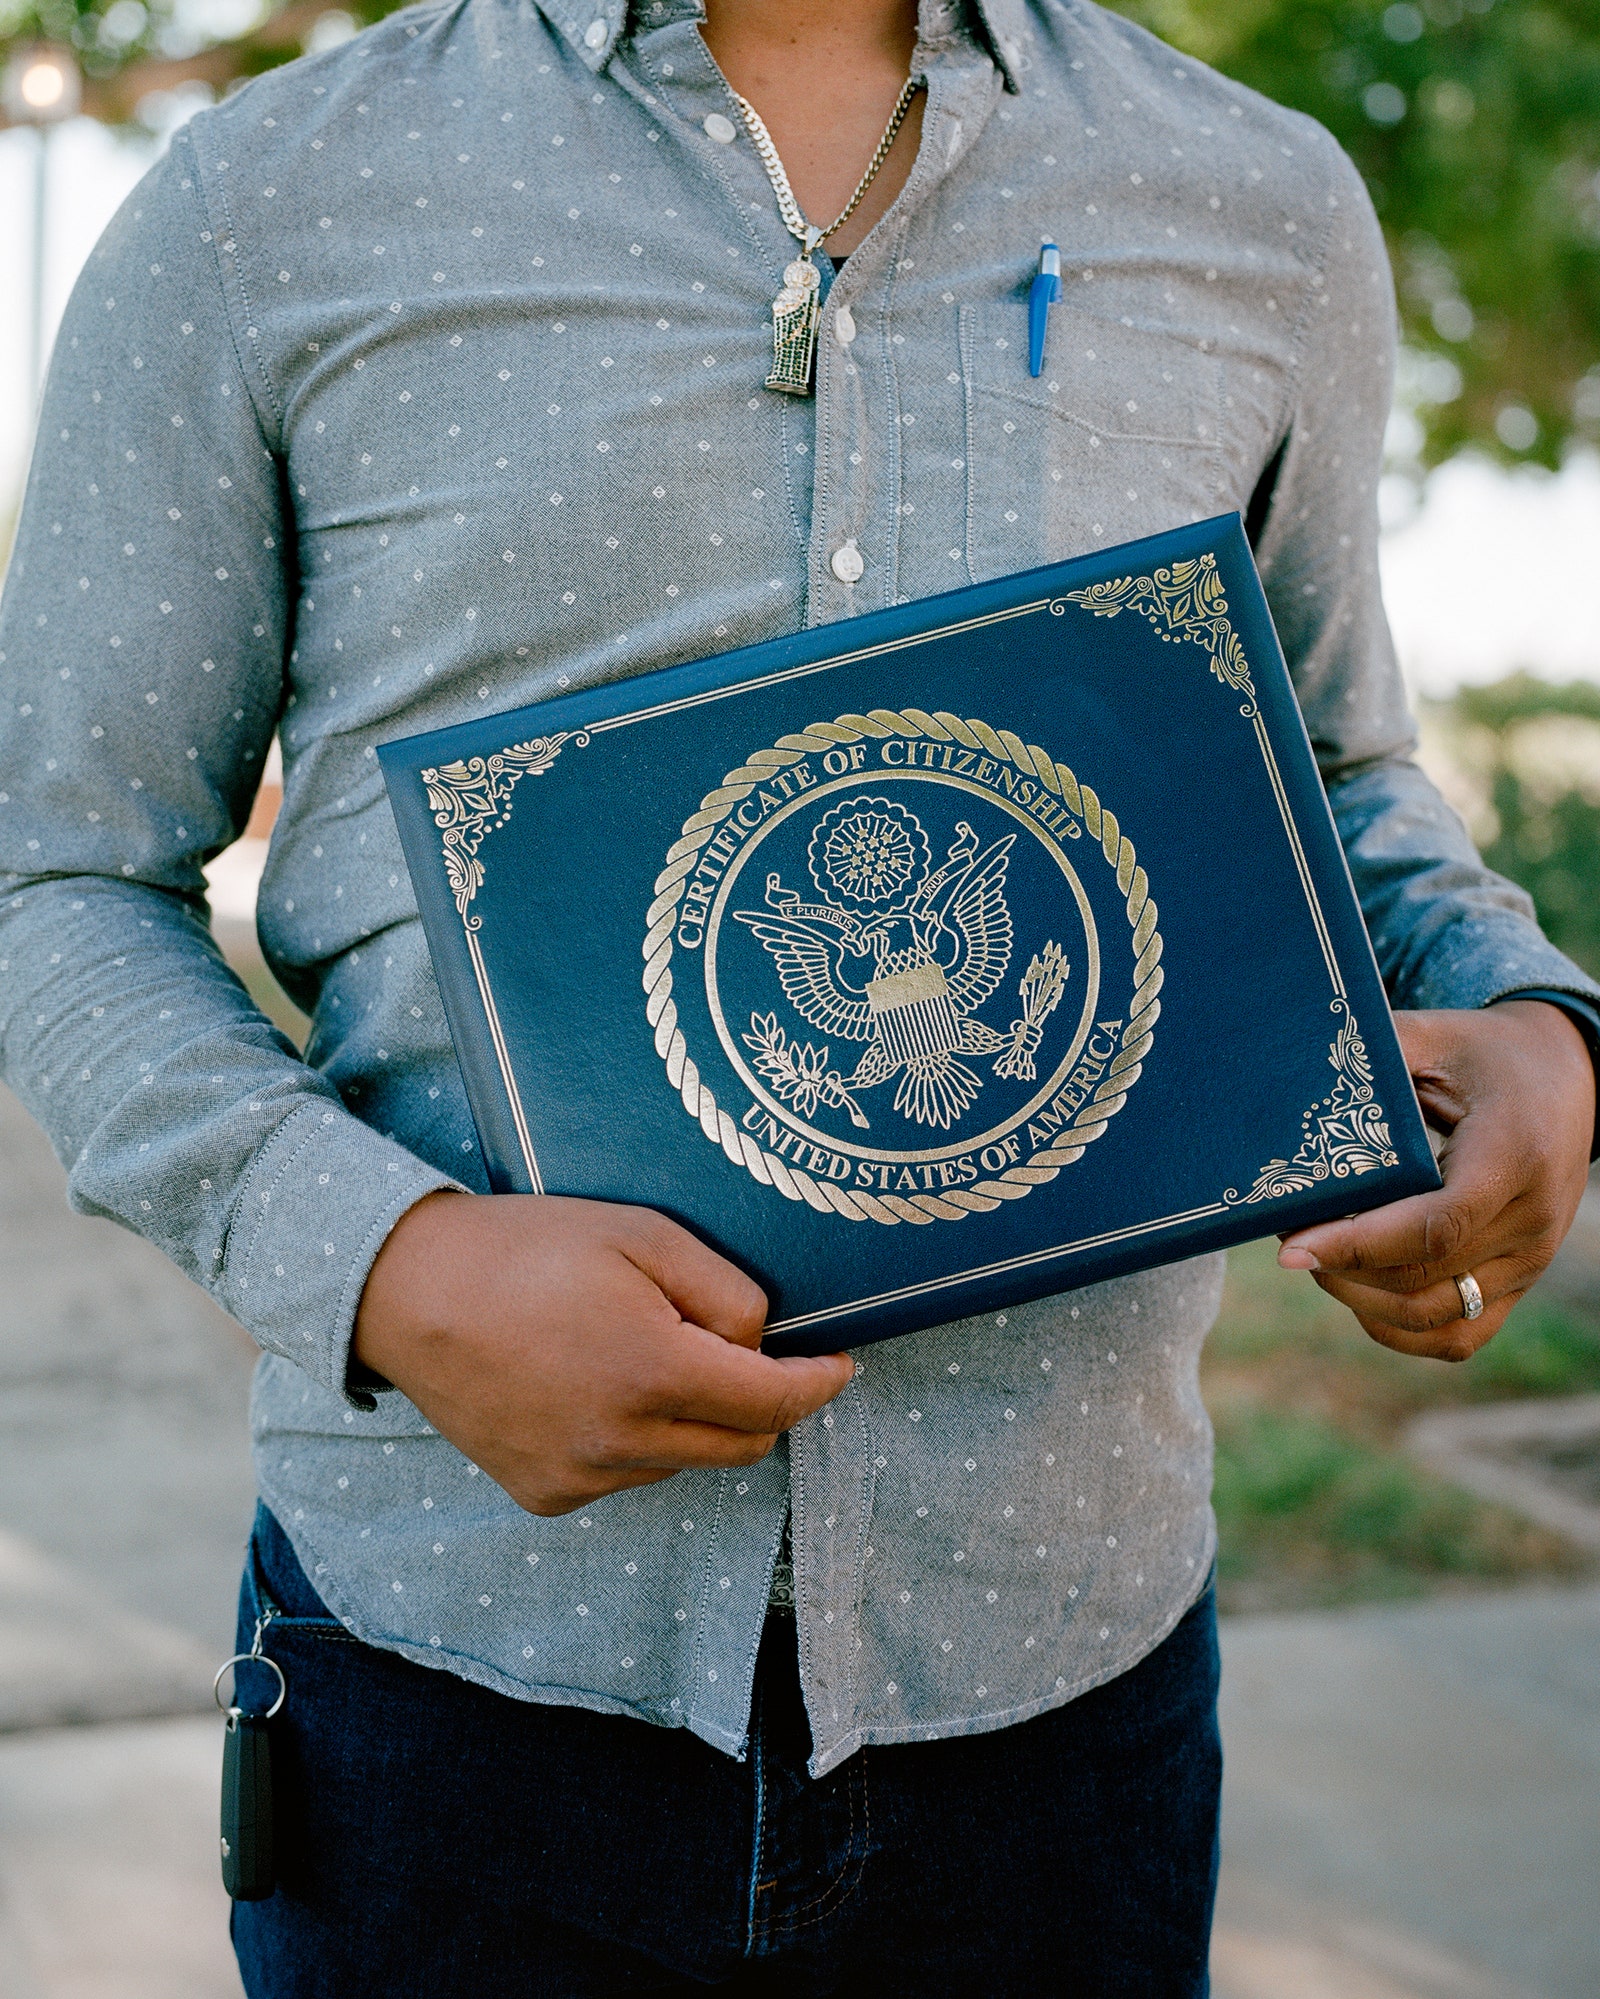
[232,1506,1220,1995]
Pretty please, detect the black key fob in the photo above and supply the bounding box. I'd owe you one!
[221,1708,275,1900]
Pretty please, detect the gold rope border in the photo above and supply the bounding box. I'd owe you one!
[642,709,1162,1226]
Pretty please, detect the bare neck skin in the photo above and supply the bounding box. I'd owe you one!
[701,0,925,258]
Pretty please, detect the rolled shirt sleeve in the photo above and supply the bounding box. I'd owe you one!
[0,131,456,1402]
[1250,145,1600,1019]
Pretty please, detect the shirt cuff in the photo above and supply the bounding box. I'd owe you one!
[218,1097,463,1406]
[1490,988,1600,1160]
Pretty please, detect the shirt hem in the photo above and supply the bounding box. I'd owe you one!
[804,1521,1219,1778]
[262,1480,1214,1779]
[259,1488,753,1758]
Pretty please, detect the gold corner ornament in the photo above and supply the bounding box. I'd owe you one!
[1057,560,1400,1208]
[643,708,1161,1227]
[1058,553,1256,705]
[1233,1005,1400,1205]
[421,734,576,924]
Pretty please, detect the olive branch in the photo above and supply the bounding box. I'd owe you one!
[743,1013,871,1129]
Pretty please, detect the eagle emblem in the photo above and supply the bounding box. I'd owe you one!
[733,796,1069,1132]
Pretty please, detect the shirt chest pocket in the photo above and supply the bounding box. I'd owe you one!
[959,303,1226,582]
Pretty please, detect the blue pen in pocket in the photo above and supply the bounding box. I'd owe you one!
[1028,242,1061,377]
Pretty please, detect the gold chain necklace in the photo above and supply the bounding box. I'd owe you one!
[732,76,923,395]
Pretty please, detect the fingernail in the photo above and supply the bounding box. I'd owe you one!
[1278,1246,1320,1271]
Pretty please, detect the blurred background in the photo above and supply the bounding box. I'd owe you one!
[0,1,1598,1994]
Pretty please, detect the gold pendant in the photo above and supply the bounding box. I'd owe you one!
[767,258,821,396]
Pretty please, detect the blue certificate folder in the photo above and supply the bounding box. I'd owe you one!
[379,513,1439,1356]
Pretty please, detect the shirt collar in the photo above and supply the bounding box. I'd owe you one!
[927,0,1029,92]
[532,0,1027,92]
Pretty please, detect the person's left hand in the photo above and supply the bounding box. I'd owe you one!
[1277,1001,1595,1360]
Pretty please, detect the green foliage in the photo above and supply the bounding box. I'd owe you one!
[1210,1402,1578,1606]
[0,0,394,94]
[3,0,178,80]
[1204,1238,1600,1608]
[1463,1291,1600,1396]
[1480,779,1600,980]
[1108,0,1600,469]
[1431,672,1600,979]
[1453,669,1600,732]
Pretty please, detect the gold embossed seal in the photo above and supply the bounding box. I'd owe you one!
[642,708,1163,1226]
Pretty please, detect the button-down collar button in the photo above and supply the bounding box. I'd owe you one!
[833,306,856,346]
[703,112,737,144]
[830,540,865,584]
[583,17,607,48]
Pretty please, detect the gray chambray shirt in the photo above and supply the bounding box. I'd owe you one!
[2,0,1595,1776]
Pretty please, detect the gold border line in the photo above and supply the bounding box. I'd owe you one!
[1250,712,1343,998]
[584,600,1052,736]
[766,1200,1233,1333]
[466,928,545,1195]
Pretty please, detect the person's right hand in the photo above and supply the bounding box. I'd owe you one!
[351,1191,853,1516]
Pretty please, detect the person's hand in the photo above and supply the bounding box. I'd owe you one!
[1277,1002,1594,1360]
[353,1192,853,1515]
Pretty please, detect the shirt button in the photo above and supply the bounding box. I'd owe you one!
[583,18,606,48]
[703,112,737,144]
[833,306,856,346]
[830,540,865,584]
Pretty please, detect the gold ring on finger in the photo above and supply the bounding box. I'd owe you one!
[1454,1271,1485,1322]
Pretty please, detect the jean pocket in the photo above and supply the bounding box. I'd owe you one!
[243,1504,346,1631]
[960,303,1226,581]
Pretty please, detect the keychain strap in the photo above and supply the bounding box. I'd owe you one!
[213,1608,287,1720]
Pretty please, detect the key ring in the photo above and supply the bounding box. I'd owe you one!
[213,1607,287,1718]
[213,1652,286,1718]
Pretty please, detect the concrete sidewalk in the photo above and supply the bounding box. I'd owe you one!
[0,1081,251,1995]
[0,1718,240,1999]
[1213,1586,1600,1999]
[0,1086,257,1668]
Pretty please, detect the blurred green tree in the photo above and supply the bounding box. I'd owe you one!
[1109,0,1600,468]
[3,0,1598,467]
[1440,673,1600,976]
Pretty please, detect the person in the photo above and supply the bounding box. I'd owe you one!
[2,0,1596,1990]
